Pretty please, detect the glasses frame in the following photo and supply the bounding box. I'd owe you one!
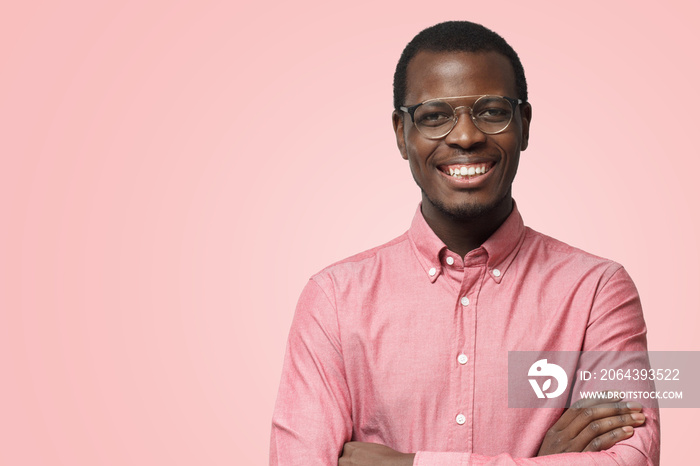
[399,95,523,139]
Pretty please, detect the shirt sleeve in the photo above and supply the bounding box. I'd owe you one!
[414,449,648,465]
[270,278,352,466]
[414,266,660,466]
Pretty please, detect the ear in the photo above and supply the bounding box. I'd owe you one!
[519,102,532,151]
[392,110,409,160]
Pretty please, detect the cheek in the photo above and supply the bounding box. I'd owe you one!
[501,151,521,183]
[494,134,522,159]
[491,138,522,180]
[406,156,425,182]
[407,153,433,179]
[405,136,439,167]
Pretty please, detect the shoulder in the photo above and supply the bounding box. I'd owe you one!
[308,231,413,290]
[521,226,627,285]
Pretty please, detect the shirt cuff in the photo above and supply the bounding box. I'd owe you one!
[414,451,470,466]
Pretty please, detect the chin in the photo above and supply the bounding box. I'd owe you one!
[426,192,509,221]
[437,202,492,221]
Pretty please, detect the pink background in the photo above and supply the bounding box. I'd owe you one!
[2,1,698,464]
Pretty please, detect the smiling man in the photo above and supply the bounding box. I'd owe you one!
[395,49,525,257]
[271,21,659,465]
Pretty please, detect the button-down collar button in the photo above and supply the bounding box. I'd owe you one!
[492,268,501,277]
[446,256,454,265]
[456,414,466,425]
[460,296,469,306]
[428,267,436,277]
[457,354,468,365]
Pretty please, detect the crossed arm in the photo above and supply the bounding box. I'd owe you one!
[339,396,648,465]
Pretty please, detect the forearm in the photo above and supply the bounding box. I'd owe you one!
[413,400,659,465]
[343,404,659,466]
[415,444,658,466]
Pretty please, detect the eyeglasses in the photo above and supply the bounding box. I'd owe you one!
[399,95,523,139]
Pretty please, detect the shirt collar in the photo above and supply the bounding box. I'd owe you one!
[408,204,448,283]
[407,201,526,283]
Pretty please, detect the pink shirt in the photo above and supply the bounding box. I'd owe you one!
[271,204,660,465]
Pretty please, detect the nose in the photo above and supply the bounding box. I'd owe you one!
[444,106,487,149]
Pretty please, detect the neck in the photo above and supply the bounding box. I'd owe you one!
[421,194,513,258]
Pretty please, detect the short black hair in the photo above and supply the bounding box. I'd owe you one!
[393,21,527,110]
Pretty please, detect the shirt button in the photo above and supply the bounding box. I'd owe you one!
[428,267,436,277]
[456,414,466,425]
[446,256,454,265]
[492,268,501,277]
[457,354,468,365]
[460,296,469,306]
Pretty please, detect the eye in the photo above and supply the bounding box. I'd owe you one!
[416,112,452,127]
[476,107,510,122]
[414,101,454,127]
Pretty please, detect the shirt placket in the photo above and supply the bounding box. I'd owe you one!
[445,252,486,452]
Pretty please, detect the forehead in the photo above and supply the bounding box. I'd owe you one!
[405,50,517,104]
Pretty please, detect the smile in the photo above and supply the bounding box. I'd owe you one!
[439,162,494,179]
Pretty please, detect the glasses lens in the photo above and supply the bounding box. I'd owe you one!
[472,96,514,134]
[413,101,455,138]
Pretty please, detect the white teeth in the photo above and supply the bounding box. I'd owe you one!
[447,163,491,178]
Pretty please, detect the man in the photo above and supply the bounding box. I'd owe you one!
[271,21,660,465]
